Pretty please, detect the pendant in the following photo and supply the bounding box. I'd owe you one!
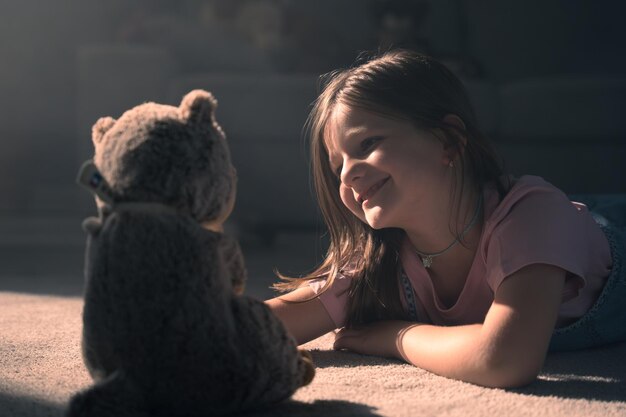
[421,255,433,268]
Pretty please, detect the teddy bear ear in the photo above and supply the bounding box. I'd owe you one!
[180,89,217,125]
[92,117,116,145]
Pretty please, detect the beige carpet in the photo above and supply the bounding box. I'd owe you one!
[1,291,625,417]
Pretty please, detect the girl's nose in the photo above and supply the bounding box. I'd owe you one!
[340,159,364,188]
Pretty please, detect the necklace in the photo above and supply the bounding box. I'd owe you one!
[415,197,483,269]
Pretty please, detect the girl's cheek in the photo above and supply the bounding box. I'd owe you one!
[339,184,365,220]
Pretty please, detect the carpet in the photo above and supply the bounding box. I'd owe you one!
[1,291,625,417]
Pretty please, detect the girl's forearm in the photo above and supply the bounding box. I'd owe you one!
[392,322,536,388]
[334,319,541,387]
[395,323,490,381]
[335,266,563,388]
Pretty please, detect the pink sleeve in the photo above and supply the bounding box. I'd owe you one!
[485,189,590,292]
[308,273,352,328]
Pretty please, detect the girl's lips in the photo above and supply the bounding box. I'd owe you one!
[358,177,389,205]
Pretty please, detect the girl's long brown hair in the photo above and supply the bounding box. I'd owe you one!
[274,49,509,328]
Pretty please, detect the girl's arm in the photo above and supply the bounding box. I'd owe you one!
[333,263,566,388]
[266,286,337,344]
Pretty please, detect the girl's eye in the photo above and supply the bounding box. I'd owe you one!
[360,136,383,152]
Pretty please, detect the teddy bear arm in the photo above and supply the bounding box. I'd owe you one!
[229,296,313,405]
[219,234,247,295]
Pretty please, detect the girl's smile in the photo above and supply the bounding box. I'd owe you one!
[358,177,390,206]
[325,103,453,232]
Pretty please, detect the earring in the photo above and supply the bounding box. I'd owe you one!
[449,161,454,168]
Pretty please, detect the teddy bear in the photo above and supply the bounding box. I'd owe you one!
[67,89,315,417]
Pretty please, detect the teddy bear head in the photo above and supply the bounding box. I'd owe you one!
[88,89,235,224]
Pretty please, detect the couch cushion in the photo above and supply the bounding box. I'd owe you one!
[168,74,323,234]
[495,77,626,194]
[462,79,499,136]
[499,77,626,141]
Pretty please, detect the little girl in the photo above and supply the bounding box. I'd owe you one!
[266,49,625,388]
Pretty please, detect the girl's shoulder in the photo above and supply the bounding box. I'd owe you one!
[480,175,611,290]
[484,175,574,227]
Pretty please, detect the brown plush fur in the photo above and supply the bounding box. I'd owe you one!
[68,90,314,417]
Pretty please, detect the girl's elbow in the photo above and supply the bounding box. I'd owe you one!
[432,359,539,388]
[482,366,539,389]
[471,334,548,388]
[481,353,543,388]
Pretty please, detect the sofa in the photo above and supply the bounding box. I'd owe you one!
[76,44,626,240]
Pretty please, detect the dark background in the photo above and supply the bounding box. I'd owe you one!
[0,0,624,297]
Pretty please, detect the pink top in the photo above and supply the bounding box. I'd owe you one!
[309,176,613,328]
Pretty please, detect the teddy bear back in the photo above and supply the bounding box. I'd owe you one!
[91,89,234,223]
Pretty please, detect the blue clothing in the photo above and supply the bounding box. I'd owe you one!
[550,195,626,351]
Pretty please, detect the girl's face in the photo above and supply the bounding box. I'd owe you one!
[325,103,454,230]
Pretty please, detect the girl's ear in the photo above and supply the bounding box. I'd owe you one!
[441,114,467,166]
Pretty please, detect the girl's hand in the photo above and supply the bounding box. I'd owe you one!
[265,286,337,345]
[333,321,419,360]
